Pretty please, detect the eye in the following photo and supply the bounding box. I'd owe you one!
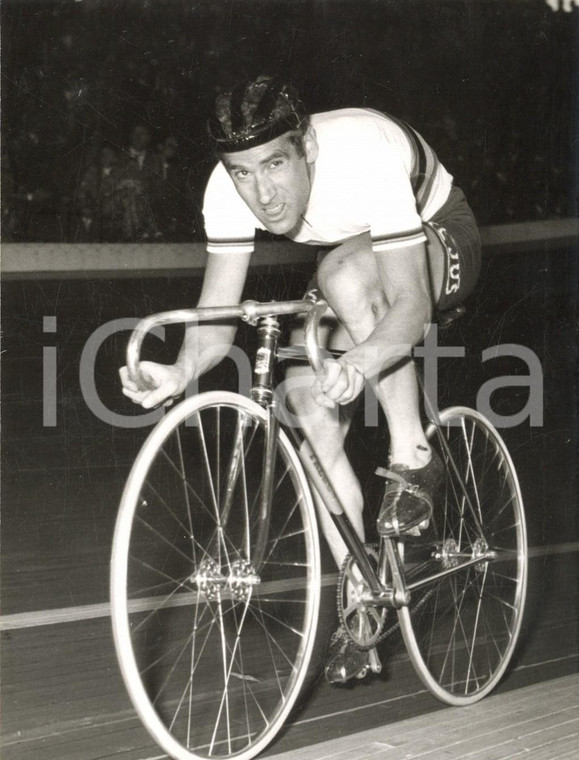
[269,159,283,170]
[234,170,249,181]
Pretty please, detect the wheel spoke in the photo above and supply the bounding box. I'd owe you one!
[398,407,527,705]
[111,393,320,758]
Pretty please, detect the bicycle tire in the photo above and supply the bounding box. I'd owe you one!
[398,406,527,705]
[111,391,321,760]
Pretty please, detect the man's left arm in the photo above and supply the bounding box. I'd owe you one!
[316,242,433,406]
[348,241,433,374]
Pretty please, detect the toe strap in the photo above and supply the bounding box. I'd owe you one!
[375,467,409,488]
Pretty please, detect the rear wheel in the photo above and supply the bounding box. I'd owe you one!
[398,406,527,705]
[111,391,321,759]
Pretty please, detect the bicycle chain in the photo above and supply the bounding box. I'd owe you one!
[337,542,438,651]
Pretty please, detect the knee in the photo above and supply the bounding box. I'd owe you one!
[282,371,346,444]
[284,377,313,418]
[283,369,321,423]
[317,251,389,322]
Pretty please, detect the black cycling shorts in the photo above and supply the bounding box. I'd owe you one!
[424,184,481,312]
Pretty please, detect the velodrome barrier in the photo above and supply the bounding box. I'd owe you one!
[1,219,578,279]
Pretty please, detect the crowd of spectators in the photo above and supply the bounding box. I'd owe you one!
[70,126,193,243]
[2,119,199,243]
[1,0,574,244]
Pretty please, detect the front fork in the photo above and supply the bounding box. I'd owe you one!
[216,316,282,568]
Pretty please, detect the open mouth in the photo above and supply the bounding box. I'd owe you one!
[263,203,285,220]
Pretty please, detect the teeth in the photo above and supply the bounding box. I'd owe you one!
[266,204,283,215]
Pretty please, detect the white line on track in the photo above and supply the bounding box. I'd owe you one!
[1,542,577,632]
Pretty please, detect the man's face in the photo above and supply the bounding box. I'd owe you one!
[221,129,318,236]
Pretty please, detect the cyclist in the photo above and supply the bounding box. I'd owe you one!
[120,75,481,683]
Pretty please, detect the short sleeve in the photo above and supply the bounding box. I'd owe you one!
[365,144,427,252]
[202,163,258,255]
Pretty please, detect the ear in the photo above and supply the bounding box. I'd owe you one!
[304,126,319,165]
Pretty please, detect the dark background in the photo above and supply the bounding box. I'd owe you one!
[1,4,577,756]
[1,0,577,242]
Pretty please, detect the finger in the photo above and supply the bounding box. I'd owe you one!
[141,380,179,409]
[119,366,139,393]
[333,363,357,403]
[314,393,337,409]
[135,365,162,393]
[119,365,157,394]
[318,362,347,403]
[323,370,350,402]
[319,360,355,405]
[335,363,365,405]
[320,359,342,392]
[122,386,148,403]
[310,380,336,408]
[336,387,359,405]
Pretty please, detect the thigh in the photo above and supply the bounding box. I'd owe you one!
[314,231,382,297]
[289,304,355,352]
[283,360,359,446]
[303,233,386,342]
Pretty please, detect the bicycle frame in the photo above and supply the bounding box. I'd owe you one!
[126,296,498,612]
[116,294,528,752]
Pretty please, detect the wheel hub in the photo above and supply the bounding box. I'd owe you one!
[229,559,260,601]
[193,558,224,601]
[472,537,489,572]
[440,538,460,569]
[192,558,260,601]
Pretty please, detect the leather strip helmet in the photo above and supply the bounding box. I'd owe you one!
[207,75,307,153]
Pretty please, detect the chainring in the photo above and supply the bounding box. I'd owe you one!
[337,541,439,649]
[337,544,390,650]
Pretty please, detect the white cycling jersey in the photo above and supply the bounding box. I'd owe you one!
[203,108,453,256]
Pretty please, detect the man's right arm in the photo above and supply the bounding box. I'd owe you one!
[175,250,252,379]
[120,250,252,409]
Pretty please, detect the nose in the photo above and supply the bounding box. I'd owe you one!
[255,173,275,205]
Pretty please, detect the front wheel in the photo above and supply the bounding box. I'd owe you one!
[111,391,321,760]
[398,406,527,705]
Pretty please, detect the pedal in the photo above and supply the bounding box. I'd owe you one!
[368,647,382,675]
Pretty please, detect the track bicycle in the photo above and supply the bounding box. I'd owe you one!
[110,295,528,760]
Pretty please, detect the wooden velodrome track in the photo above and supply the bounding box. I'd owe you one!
[2,220,578,759]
